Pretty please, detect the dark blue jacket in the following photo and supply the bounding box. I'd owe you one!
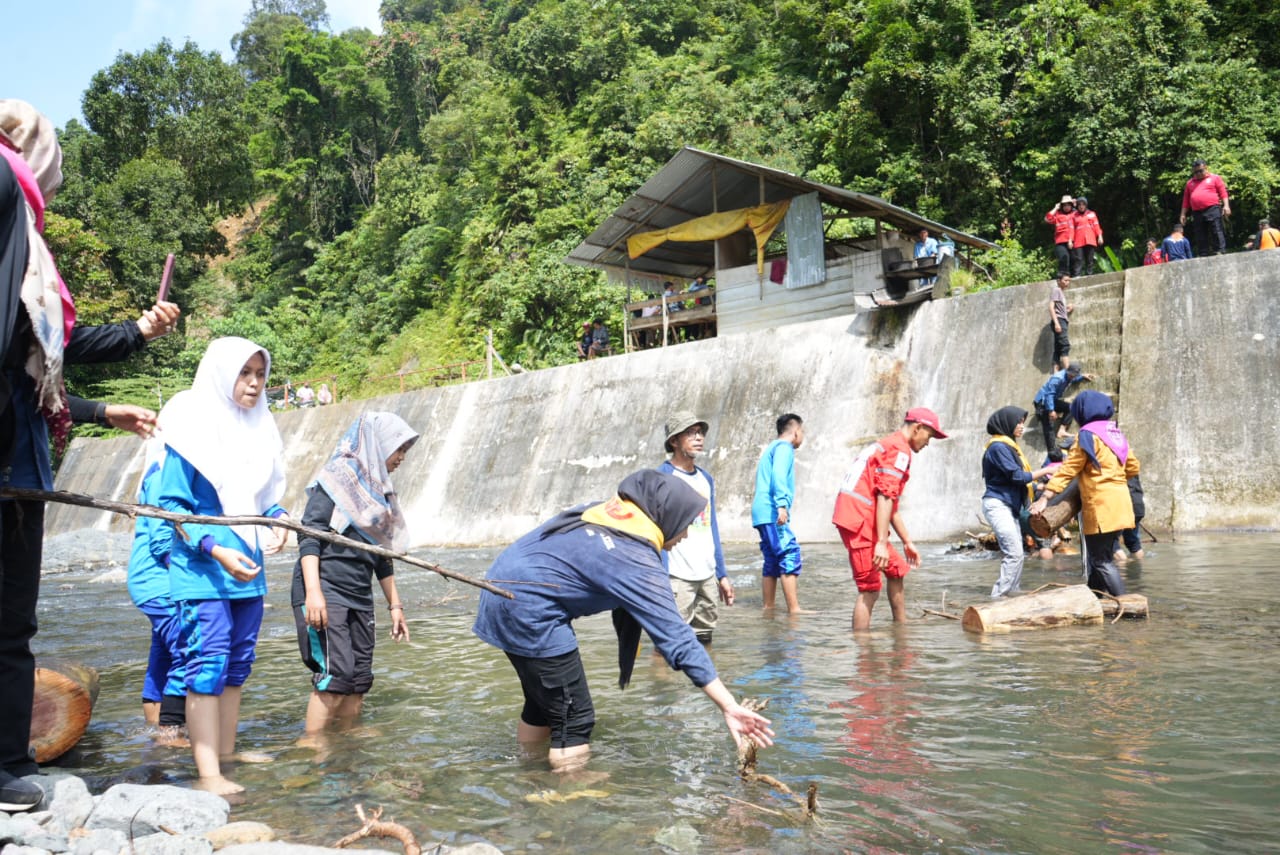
[1034,370,1087,411]
[473,515,717,687]
[982,442,1035,513]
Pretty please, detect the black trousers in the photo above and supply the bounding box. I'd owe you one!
[1083,531,1125,595]
[1054,242,1072,278]
[1190,205,1226,256]
[1035,405,1063,463]
[0,500,43,774]
[1071,245,1096,277]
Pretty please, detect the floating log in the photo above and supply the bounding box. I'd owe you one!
[962,584,1103,633]
[1100,593,1149,620]
[31,660,100,762]
[1030,479,1081,538]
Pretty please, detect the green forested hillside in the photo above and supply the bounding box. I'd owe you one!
[50,0,1280,410]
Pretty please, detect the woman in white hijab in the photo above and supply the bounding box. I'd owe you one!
[156,336,288,795]
[291,412,418,734]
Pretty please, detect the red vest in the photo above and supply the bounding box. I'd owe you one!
[832,432,913,546]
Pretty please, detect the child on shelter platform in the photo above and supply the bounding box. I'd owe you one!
[156,337,290,795]
[292,412,418,734]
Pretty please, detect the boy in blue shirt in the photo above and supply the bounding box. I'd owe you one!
[750,414,806,613]
[1033,364,1093,463]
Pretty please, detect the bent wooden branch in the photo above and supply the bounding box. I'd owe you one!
[334,805,420,855]
[1,486,514,600]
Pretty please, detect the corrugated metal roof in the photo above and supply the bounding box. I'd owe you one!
[566,147,996,280]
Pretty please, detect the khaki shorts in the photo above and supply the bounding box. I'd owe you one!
[670,576,719,640]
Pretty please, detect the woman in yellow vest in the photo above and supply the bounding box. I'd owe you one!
[981,407,1058,597]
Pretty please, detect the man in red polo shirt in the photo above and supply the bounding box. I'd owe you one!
[833,408,949,631]
[1180,159,1231,257]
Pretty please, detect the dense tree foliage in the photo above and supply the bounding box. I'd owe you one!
[47,0,1280,415]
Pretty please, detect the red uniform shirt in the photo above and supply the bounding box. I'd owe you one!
[832,431,914,547]
[1182,173,1229,212]
[1045,209,1075,244]
[1072,209,1103,247]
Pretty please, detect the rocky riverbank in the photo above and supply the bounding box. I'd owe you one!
[0,774,499,855]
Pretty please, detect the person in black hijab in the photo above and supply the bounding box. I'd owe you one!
[473,470,774,772]
[981,407,1057,597]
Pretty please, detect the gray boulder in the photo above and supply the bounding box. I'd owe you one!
[67,827,128,855]
[130,832,215,855]
[84,785,228,837]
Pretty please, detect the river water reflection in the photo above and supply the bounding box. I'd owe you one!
[34,533,1280,854]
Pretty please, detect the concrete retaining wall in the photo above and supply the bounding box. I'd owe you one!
[49,253,1280,544]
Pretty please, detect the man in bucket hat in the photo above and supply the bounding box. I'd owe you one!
[657,412,734,643]
[833,408,948,630]
[1045,195,1077,279]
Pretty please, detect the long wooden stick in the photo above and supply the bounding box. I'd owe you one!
[1,487,514,600]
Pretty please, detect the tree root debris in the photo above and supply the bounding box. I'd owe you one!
[333,804,420,855]
[734,702,818,823]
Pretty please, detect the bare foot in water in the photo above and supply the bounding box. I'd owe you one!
[194,775,244,796]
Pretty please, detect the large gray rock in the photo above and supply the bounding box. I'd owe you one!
[0,813,68,851]
[3,844,55,855]
[67,827,128,855]
[41,776,93,834]
[84,785,228,837]
[130,832,215,855]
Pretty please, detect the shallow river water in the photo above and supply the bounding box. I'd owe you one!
[32,533,1280,854]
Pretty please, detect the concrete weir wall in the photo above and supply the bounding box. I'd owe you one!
[49,253,1280,545]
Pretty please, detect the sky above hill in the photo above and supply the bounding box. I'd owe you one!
[1,0,382,130]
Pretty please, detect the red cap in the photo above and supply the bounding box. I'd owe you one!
[905,407,948,439]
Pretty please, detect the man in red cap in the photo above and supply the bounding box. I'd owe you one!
[832,408,948,630]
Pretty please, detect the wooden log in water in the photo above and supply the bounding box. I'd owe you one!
[962,584,1103,633]
[31,660,99,763]
[1100,593,1149,619]
[1030,479,1081,538]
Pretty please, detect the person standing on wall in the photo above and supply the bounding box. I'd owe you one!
[1071,197,1104,277]
[1045,195,1076,279]
[751,414,807,613]
[833,409,948,630]
[1030,390,1140,597]
[657,412,734,644]
[1049,274,1074,372]
[1180,159,1231,257]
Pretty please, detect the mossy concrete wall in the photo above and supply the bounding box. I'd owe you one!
[50,254,1280,544]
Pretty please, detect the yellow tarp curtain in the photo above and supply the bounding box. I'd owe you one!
[627,200,791,274]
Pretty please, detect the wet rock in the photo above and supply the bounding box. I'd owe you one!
[84,785,228,837]
[130,833,215,855]
[440,844,503,855]
[204,822,275,849]
[66,827,127,855]
[653,822,700,853]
